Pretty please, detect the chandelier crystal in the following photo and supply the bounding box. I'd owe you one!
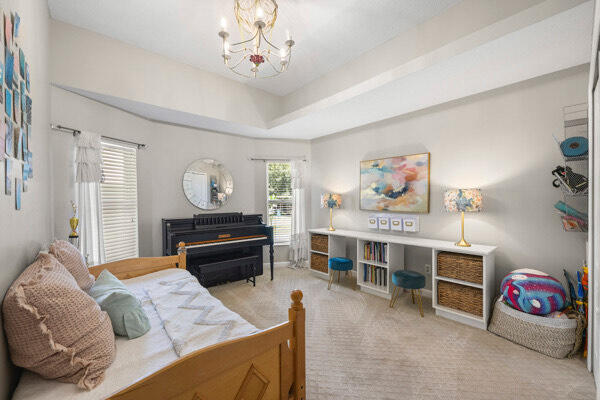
[218,0,294,78]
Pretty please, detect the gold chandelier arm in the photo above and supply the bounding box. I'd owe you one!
[228,47,248,54]
[259,28,281,51]
[228,53,252,71]
[229,30,259,48]
[259,48,272,57]
[265,56,284,75]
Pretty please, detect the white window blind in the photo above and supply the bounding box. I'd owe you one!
[267,162,292,244]
[100,140,139,262]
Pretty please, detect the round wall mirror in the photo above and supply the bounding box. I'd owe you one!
[182,159,233,210]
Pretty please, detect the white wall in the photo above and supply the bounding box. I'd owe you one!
[50,20,282,130]
[50,87,310,259]
[310,65,589,290]
[0,1,51,398]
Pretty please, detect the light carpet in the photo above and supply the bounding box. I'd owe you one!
[208,267,595,400]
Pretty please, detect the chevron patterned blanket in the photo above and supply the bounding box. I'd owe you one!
[146,269,259,357]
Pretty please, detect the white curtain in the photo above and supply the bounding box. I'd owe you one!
[289,160,307,268]
[75,131,105,266]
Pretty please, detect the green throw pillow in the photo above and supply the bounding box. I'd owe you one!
[88,269,150,339]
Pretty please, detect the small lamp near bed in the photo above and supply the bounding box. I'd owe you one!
[321,193,342,231]
[444,188,482,247]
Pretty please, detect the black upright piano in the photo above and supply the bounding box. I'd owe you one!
[162,213,274,287]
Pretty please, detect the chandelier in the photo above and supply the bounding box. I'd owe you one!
[218,0,294,78]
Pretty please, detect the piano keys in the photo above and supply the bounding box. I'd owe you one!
[162,213,274,287]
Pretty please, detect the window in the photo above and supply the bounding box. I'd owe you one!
[100,140,139,262]
[267,162,292,244]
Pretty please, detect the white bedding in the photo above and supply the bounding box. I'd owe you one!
[12,268,257,400]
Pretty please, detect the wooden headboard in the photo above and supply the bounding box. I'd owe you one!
[88,253,186,280]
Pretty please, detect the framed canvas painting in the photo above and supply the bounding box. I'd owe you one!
[4,48,12,90]
[360,153,430,213]
[15,177,21,209]
[4,118,11,157]
[5,158,11,195]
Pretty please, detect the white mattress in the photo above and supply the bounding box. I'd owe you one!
[12,268,256,400]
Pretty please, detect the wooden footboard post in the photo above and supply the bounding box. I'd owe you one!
[289,290,306,400]
[177,241,187,270]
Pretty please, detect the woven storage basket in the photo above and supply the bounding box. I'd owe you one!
[310,252,328,273]
[437,252,483,284]
[488,298,585,358]
[437,280,483,317]
[311,234,329,253]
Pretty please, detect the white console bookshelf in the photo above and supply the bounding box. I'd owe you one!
[356,239,404,298]
[308,228,497,329]
[308,231,347,279]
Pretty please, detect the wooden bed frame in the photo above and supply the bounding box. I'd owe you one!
[88,244,306,400]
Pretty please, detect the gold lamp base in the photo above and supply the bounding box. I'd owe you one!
[455,211,471,247]
[455,237,471,247]
[328,208,335,231]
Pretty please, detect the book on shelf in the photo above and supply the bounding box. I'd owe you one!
[362,263,387,287]
[363,241,388,263]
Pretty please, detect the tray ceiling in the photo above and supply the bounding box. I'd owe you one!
[47,0,461,96]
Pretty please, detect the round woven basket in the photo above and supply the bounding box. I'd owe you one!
[488,298,585,358]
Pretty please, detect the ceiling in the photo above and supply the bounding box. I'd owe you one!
[47,0,461,96]
[58,0,592,140]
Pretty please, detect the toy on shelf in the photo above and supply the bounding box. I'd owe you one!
[551,165,588,195]
[564,265,589,357]
[554,201,588,232]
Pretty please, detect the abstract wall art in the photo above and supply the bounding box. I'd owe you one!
[360,153,430,213]
[1,9,32,211]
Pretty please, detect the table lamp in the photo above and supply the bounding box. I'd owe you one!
[321,193,342,231]
[444,189,482,247]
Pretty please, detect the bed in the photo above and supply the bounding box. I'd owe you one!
[10,245,306,400]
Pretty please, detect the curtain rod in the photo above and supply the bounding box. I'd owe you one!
[249,156,307,162]
[50,124,147,150]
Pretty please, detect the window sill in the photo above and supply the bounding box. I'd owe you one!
[274,242,290,246]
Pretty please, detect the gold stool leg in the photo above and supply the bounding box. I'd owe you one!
[416,289,424,317]
[393,287,401,308]
[391,286,401,308]
[337,270,341,283]
[389,286,397,308]
[411,290,415,304]
[328,270,334,290]
[347,270,355,290]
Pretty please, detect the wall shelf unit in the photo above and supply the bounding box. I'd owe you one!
[553,103,589,233]
[308,228,496,329]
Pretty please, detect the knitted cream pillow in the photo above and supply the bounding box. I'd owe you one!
[49,240,95,291]
[2,253,115,390]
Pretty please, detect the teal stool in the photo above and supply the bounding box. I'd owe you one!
[390,270,426,317]
[328,257,354,290]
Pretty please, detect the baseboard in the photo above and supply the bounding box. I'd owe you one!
[399,288,432,298]
[263,262,291,269]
